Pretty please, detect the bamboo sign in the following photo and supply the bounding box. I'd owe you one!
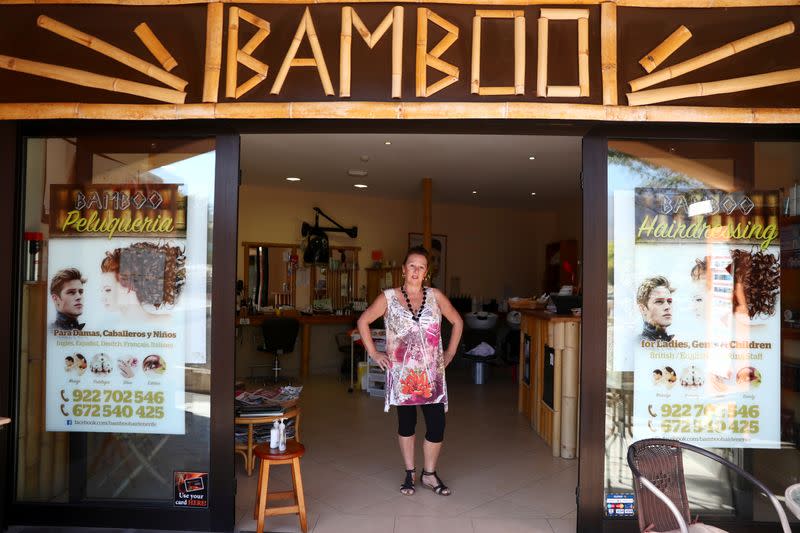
[0,3,800,122]
[626,20,798,106]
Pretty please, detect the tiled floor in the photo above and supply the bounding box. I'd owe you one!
[235,364,577,533]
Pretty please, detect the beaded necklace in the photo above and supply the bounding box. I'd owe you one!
[400,285,426,322]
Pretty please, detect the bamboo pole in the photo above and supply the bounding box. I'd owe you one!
[392,6,403,99]
[4,101,800,123]
[427,55,458,77]
[304,8,334,96]
[475,9,521,17]
[479,86,515,95]
[537,17,548,97]
[239,8,270,30]
[560,321,579,459]
[291,58,317,67]
[428,9,459,36]
[416,8,428,97]
[242,28,270,56]
[226,7,240,98]
[639,25,692,73]
[203,2,223,102]
[515,15,525,94]
[471,15,481,94]
[627,67,800,106]
[0,54,186,103]
[238,50,268,76]
[271,14,307,94]
[578,17,589,97]
[2,0,800,6]
[133,23,177,72]
[426,75,458,96]
[235,74,265,98]
[340,6,352,97]
[629,21,795,92]
[37,16,187,91]
[539,8,590,20]
[600,2,617,105]
[547,85,582,97]
[551,321,564,458]
[429,31,458,58]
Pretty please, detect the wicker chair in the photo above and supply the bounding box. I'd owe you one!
[627,439,791,533]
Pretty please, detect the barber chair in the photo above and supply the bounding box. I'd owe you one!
[255,318,300,382]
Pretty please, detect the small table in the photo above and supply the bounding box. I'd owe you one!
[786,483,800,520]
[235,406,301,476]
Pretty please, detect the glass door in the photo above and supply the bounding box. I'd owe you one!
[579,129,800,532]
[9,132,238,531]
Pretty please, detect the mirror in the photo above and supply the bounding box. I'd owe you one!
[241,242,360,312]
[242,242,298,309]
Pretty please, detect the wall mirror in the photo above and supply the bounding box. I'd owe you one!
[242,242,298,309]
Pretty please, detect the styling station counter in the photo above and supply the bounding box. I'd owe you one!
[236,312,358,378]
[517,310,581,459]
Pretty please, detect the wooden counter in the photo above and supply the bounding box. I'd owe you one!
[236,312,358,378]
[517,309,580,459]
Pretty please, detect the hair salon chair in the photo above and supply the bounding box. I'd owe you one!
[255,318,300,383]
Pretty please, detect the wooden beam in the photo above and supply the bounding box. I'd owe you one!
[3,0,800,6]
[629,21,795,92]
[627,67,800,106]
[4,101,800,124]
[638,25,692,73]
[0,55,186,104]
[422,177,432,252]
[37,16,186,91]
[202,2,223,102]
[600,2,617,105]
[133,23,177,72]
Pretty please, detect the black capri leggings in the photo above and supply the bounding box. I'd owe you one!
[396,403,446,443]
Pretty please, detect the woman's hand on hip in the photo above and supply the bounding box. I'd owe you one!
[444,350,457,367]
[371,352,391,371]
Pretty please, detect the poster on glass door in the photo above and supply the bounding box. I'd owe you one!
[45,184,192,434]
[619,188,781,448]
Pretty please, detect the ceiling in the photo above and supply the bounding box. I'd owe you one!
[240,133,582,210]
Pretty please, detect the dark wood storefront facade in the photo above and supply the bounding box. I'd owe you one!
[1,1,799,532]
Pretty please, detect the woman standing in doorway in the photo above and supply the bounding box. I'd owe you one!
[357,246,463,497]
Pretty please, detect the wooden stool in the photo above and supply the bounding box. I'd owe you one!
[253,440,307,533]
[235,406,301,476]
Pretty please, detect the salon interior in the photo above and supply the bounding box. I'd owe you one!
[231,132,584,532]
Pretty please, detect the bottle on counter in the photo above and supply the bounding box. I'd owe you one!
[270,420,279,449]
[278,418,287,452]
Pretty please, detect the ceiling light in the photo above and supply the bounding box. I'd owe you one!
[354,184,368,189]
[385,141,392,145]
[472,190,478,195]
[531,192,537,196]
[285,177,301,182]
[528,155,536,160]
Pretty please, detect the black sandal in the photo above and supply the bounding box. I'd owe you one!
[400,468,415,495]
[421,470,451,496]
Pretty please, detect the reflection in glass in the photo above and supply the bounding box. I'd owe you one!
[604,140,799,525]
[17,138,216,504]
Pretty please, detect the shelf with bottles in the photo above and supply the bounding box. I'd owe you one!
[366,266,403,303]
[309,246,360,312]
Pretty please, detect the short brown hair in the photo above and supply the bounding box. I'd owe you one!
[50,268,86,296]
[636,276,674,308]
[403,245,429,266]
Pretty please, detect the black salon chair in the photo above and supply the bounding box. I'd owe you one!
[256,318,300,383]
